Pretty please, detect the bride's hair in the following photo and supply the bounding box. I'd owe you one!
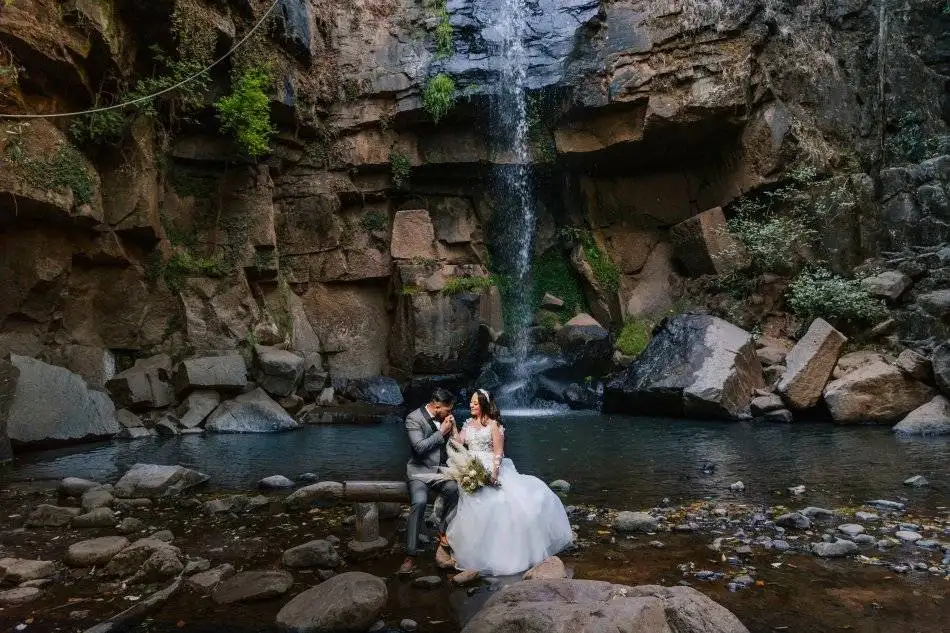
[473,389,502,423]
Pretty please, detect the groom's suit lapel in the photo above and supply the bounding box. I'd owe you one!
[418,406,437,436]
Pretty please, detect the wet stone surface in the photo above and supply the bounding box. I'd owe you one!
[0,476,945,633]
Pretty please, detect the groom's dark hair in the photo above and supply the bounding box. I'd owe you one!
[430,388,455,405]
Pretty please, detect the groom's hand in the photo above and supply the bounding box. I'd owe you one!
[439,418,454,436]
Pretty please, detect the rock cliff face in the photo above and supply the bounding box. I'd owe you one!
[0,0,948,394]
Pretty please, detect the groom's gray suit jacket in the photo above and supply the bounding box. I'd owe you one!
[405,406,447,479]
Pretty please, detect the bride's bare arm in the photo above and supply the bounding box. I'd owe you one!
[490,421,504,481]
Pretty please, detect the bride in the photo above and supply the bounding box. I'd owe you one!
[445,388,574,576]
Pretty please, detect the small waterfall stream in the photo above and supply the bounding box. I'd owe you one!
[489,0,541,405]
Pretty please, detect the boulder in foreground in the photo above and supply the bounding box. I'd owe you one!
[275,571,387,633]
[461,578,749,633]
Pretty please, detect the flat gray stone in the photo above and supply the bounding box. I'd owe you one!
[212,570,293,604]
[282,539,341,568]
[751,394,784,415]
[412,575,443,589]
[183,557,211,575]
[903,475,929,487]
[72,507,116,528]
[81,487,115,512]
[58,477,100,497]
[896,530,922,542]
[114,463,210,498]
[173,354,247,395]
[27,504,80,527]
[775,512,810,530]
[0,586,42,605]
[614,511,658,533]
[116,517,145,534]
[275,572,387,633]
[867,499,905,511]
[346,537,389,558]
[186,564,235,593]
[259,475,295,489]
[813,539,858,558]
[838,524,865,538]
[800,507,836,519]
[65,536,129,567]
[0,558,57,583]
[861,270,912,302]
[177,390,221,428]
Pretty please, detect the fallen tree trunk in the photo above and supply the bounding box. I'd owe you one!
[82,573,184,633]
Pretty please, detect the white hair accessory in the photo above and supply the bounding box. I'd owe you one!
[477,388,490,401]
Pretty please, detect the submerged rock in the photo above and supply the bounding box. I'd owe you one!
[603,314,763,420]
[461,579,749,633]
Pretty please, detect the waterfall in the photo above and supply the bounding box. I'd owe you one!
[491,0,536,377]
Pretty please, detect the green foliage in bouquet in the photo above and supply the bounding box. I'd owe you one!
[458,457,492,494]
[441,441,493,494]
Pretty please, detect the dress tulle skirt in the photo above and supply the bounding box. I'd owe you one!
[445,456,574,576]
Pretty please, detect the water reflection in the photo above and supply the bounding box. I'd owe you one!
[4,414,947,511]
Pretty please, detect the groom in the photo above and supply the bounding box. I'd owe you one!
[399,388,460,575]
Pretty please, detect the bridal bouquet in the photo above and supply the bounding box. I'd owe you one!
[440,441,493,494]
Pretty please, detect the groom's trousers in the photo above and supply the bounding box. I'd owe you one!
[406,478,459,556]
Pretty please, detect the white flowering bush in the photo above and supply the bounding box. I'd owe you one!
[787,268,888,328]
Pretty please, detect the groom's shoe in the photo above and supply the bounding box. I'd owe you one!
[397,558,416,576]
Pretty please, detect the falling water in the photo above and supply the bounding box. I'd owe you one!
[491,0,536,375]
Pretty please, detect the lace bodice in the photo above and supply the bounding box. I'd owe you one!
[464,418,496,453]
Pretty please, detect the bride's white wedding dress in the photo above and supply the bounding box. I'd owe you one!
[445,419,574,576]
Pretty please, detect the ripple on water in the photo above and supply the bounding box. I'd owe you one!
[4,413,947,511]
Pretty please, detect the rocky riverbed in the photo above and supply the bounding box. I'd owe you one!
[0,465,946,633]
